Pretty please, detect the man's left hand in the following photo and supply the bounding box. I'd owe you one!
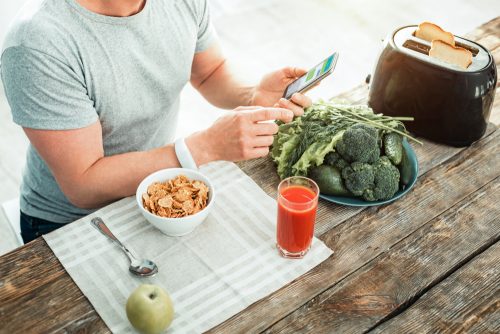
[252,67,313,117]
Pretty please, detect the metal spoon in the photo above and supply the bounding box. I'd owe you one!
[91,217,158,277]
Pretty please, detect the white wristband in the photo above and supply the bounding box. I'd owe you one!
[174,137,198,170]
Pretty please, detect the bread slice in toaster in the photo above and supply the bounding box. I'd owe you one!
[429,40,472,69]
[415,22,455,46]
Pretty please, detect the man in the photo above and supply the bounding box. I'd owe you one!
[1,0,312,243]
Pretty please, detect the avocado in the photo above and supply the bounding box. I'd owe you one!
[308,165,351,196]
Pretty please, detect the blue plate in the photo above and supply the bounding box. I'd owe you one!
[319,140,419,206]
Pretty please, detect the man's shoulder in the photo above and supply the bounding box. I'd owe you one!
[2,0,75,59]
[158,0,207,19]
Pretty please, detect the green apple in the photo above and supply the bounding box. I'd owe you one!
[126,284,174,334]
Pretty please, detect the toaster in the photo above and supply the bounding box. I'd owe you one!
[368,25,497,146]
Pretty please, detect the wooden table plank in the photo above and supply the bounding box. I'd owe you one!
[370,242,500,334]
[209,122,499,333]
[266,176,500,333]
[1,272,104,334]
[0,239,65,305]
[0,17,498,334]
[0,240,109,333]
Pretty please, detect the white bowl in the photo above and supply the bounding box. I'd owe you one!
[136,168,215,237]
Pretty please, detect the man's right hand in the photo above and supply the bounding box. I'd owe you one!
[187,106,294,164]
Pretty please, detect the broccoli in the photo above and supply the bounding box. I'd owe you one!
[322,124,402,202]
[363,156,400,201]
[324,151,349,170]
[336,124,380,163]
[341,162,375,196]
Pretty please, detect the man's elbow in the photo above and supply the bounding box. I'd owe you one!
[69,199,98,210]
[66,193,98,210]
[61,183,100,210]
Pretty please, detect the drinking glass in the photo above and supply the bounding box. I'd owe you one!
[276,176,319,259]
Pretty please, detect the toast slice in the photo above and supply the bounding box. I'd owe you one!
[415,21,455,46]
[429,40,472,69]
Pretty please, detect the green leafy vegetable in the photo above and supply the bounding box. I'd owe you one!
[271,100,420,179]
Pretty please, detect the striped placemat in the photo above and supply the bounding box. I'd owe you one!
[44,161,332,333]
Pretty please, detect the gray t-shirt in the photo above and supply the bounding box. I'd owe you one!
[1,0,216,223]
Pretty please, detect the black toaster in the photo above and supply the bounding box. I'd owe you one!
[368,25,497,146]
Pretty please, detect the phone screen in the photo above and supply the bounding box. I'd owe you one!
[283,53,338,100]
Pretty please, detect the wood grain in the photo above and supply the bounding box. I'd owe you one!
[209,123,499,333]
[0,240,65,305]
[0,240,109,334]
[0,272,106,334]
[370,242,500,334]
[0,16,498,334]
[266,177,500,333]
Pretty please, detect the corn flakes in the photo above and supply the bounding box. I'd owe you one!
[142,175,209,218]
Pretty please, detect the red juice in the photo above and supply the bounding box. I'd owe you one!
[277,185,318,255]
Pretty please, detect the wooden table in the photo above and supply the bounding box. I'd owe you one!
[1,18,499,334]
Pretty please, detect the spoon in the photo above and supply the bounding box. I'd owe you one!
[91,217,158,277]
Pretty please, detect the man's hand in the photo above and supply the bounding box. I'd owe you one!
[191,45,312,113]
[187,106,294,164]
[252,67,313,116]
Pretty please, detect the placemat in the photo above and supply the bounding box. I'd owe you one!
[44,161,333,333]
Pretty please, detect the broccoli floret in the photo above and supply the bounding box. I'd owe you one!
[324,151,349,170]
[342,162,375,196]
[363,156,400,201]
[336,124,380,163]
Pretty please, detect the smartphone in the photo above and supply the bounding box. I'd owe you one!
[283,52,339,100]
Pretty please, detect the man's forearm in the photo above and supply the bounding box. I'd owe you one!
[63,132,214,209]
[65,144,179,209]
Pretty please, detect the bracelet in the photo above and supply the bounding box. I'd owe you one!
[174,137,198,170]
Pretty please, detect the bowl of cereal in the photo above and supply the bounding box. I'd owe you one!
[136,168,215,236]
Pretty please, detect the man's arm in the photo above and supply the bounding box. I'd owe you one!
[190,43,312,113]
[23,107,293,209]
[190,43,253,109]
[24,121,183,209]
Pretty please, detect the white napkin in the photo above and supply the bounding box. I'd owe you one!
[44,161,332,333]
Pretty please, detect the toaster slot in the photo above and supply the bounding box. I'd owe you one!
[403,39,430,55]
[403,39,479,58]
[455,41,479,56]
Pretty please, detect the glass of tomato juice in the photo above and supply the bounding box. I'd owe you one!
[276,176,319,259]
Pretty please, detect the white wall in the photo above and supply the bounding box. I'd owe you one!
[1,1,499,114]
[0,1,29,47]
[0,1,29,97]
